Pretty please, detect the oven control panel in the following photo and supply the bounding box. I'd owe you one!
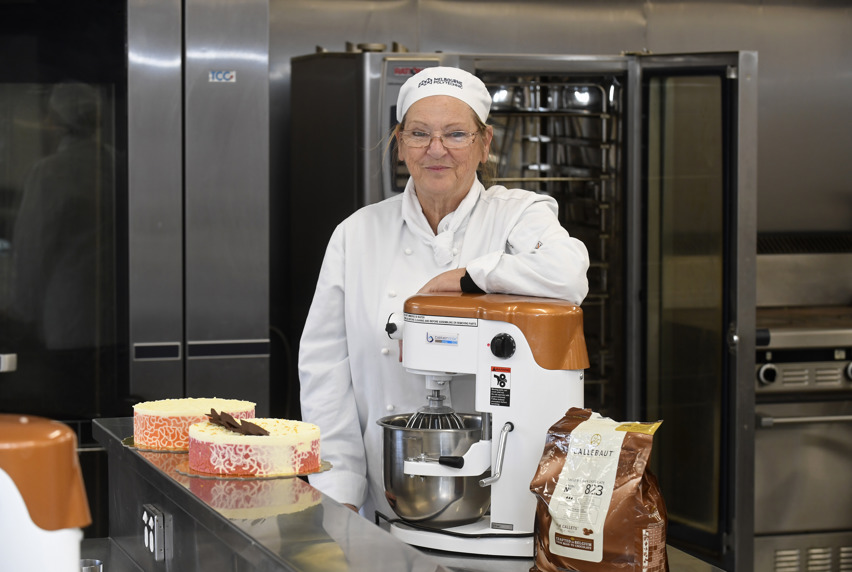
[755,347,852,394]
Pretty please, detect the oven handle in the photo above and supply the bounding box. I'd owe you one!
[756,413,852,428]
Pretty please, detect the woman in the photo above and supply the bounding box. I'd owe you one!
[299,66,589,517]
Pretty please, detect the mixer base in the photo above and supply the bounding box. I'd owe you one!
[388,517,533,557]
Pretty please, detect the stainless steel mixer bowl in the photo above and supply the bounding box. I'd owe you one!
[377,413,491,527]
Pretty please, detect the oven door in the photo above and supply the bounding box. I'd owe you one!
[640,52,758,571]
[754,400,852,569]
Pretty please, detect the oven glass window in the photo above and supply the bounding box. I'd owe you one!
[645,74,725,536]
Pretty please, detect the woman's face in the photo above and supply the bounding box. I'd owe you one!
[397,95,492,202]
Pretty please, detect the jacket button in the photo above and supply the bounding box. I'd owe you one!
[386,404,395,411]
[404,248,413,255]
[388,290,397,298]
[381,347,389,355]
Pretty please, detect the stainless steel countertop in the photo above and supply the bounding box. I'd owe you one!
[92,418,724,572]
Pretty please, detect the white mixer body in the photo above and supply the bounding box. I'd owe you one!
[473,318,583,532]
[401,312,479,376]
[0,467,83,571]
[400,306,584,536]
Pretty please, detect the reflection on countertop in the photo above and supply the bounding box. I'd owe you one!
[91,418,724,572]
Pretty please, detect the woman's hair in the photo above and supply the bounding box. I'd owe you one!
[385,109,496,188]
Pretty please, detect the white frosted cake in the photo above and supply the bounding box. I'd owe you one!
[133,398,255,451]
[188,418,321,477]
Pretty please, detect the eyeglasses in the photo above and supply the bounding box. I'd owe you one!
[399,130,478,149]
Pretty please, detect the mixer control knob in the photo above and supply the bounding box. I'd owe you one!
[757,363,777,385]
[385,313,404,339]
[845,362,852,382]
[490,333,516,359]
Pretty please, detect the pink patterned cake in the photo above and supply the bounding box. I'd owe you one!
[133,398,255,451]
[188,418,321,477]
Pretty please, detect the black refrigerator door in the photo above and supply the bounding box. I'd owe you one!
[638,52,757,571]
[0,0,129,538]
[0,0,128,424]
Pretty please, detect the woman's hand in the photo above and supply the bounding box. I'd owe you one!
[418,268,466,293]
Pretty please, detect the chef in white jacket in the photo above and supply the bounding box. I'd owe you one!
[299,66,590,520]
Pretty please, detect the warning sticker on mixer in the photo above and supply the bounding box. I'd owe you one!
[404,313,477,327]
[490,366,511,406]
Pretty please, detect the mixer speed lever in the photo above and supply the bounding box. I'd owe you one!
[480,422,514,486]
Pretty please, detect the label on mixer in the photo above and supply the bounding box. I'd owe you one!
[546,416,626,562]
[404,313,477,327]
[490,366,511,406]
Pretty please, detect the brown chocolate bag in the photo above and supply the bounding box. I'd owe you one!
[529,408,668,572]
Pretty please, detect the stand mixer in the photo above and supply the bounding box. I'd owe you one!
[0,414,91,571]
[380,293,588,557]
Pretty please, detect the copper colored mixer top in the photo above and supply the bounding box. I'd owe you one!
[0,414,91,530]
[403,293,589,371]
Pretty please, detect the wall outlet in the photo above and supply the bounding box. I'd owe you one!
[141,504,166,561]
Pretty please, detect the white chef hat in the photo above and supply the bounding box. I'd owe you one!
[396,66,492,124]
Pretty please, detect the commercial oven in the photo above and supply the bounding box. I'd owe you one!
[753,233,852,572]
[288,46,757,571]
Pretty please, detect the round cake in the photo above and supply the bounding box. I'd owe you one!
[188,418,320,477]
[133,398,255,451]
[189,475,322,519]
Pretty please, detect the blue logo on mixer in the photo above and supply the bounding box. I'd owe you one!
[426,332,458,346]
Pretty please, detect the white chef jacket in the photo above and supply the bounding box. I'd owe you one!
[298,177,589,519]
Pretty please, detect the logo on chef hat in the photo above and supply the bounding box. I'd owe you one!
[416,76,464,90]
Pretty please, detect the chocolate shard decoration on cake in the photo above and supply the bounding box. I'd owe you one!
[239,419,269,436]
[207,409,269,436]
[208,409,240,430]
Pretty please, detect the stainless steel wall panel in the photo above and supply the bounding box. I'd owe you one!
[419,0,647,55]
[127,0,184,400]
[184,0,270,410]
[757,253,852,307]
